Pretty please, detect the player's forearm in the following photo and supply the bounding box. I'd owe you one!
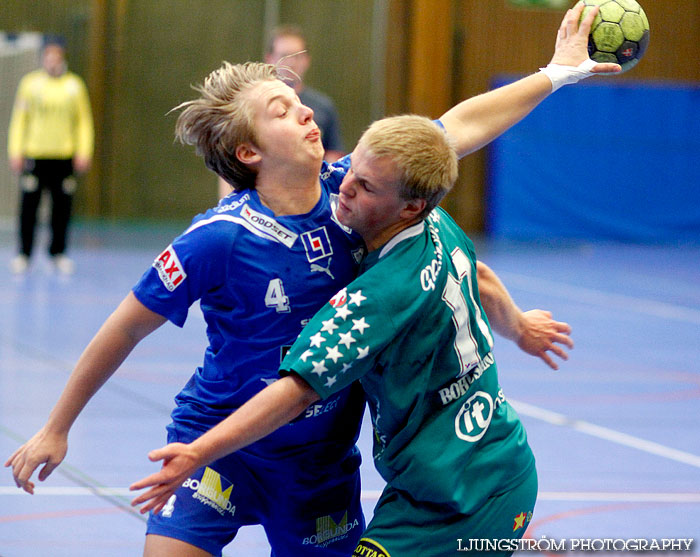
[439,72,552,158]
[188,374,320,466]
[476,261,523,343]
[45,293,165,435]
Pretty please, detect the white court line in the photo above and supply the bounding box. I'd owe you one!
[1,487,699,503]
[511,399,700,469]
[497,271,700,325]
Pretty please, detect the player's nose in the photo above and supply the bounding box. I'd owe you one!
[299,103,314,124]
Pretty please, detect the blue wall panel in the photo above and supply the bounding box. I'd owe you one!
[487,79,700,242]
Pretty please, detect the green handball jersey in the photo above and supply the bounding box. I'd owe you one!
[282,207,535,514]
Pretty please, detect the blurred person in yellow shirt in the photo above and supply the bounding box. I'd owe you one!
[7,35,94,275]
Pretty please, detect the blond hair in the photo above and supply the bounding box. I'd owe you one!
[173,61,278,190]
[359,115,458,218]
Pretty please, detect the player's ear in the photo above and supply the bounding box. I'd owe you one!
[235,143,262,166]
[400,198,426,220]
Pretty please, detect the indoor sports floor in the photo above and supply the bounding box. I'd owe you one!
[1,221,698,556]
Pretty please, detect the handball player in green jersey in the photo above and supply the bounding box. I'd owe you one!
[130,5,620,555]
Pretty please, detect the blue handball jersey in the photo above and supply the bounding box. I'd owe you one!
[132,159,367,459]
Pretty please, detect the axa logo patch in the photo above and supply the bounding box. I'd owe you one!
[153,245,186,291]
[183,467,236,517]
[302,227,333,263]
[303,511,360,548]
[454,391,493,442]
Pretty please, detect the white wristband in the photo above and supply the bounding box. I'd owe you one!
[539,59,598,92]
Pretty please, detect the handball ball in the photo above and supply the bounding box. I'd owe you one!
[577,0,650,73]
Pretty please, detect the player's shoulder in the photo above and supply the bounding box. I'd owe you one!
[184,189,303,250]
[177,191,251,242]
[211,189,254,216]
[320,156,350,185]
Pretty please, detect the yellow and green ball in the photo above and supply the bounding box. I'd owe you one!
[577,0,650,73]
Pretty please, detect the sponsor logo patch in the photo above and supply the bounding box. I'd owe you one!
[303,511,360,548]
[241,204,297,247]
[182,467,236,517]
[161,494,177,518]
[153,245,186,291]
[329,288,348,308]
[455,390,494,442]
[353,537,391,557]
[302,227,333,263]
[513,510,533,532]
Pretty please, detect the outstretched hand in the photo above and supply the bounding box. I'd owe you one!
[550,3,622,75]
[516,310,574,370]
[130,442,201,515]
[4,428,68,494]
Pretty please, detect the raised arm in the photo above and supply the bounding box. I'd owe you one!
[5,292,166,493]
[130,373,319,514]
[477,262,573,370]
[440,4,621,158]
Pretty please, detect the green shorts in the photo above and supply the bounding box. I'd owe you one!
[353,465,537,557]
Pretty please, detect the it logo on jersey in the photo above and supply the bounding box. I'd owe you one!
[302,227,333,263]
[183,467,236,517]
[153,245,186,291]
[455,390,493,442]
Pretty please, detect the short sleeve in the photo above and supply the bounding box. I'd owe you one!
[132,221,231,327]
[281,276,396,399]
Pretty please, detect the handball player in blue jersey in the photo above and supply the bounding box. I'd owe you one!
[129,8,619,556]
[7,6,612,555]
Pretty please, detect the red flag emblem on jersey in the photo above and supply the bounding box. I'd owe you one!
[329,288,347,308]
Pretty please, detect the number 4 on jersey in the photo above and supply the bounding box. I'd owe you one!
[265,278,291,313]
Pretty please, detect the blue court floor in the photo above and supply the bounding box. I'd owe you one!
[1,220,698,556]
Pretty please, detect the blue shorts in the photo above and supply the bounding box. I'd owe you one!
[146,427,365,556]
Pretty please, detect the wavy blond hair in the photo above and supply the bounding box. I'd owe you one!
[173,61,279,190]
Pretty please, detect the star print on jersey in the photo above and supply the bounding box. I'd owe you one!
[335,304,353,320]
[309,332,326,348]
[300,288,374,393]
[312,360,328,376]
[348,290,367,307]
[325,345,343,363]
[321,318,339,334]
[338,331,356,349]
[351,317,370,334]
